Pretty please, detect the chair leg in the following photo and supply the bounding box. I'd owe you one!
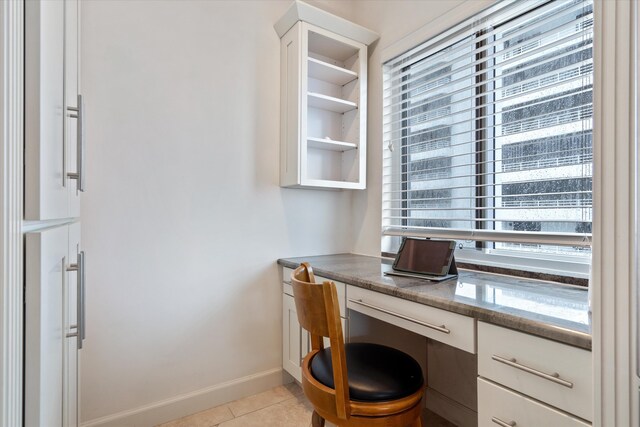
[312,410,325,427]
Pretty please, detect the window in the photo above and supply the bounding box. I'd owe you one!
[382,0,593,276]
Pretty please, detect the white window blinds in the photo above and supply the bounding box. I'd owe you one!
[382,0,593,256]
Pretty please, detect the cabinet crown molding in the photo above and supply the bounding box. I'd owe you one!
[274,0,378,45]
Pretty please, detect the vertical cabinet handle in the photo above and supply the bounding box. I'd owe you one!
[79,251,86,343]
[66,251,86,349]
[67,94,85,192]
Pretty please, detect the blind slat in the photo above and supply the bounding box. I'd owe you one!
[383,126,593,158]
[384,12,593,98]
[384,216,591,223]
[384,204,593,212]
[382,62,594,127]
[384,1,592,79]
[382,227,592,247]
[382,97,593,145]
[383,190,592,203]
[383,143,593,170]
[384,23,593,103]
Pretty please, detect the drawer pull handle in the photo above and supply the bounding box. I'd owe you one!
[66,94,85,192]
[491,416,516,427]
[491,355,574,388]
[348,299,450,334]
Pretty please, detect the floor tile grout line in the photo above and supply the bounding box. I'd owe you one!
[225,393,305,422]
[161,384,453,427]
[159,384,313,427]
[227,393,299,418]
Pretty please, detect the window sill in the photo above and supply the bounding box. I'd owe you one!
[381,251,589,287]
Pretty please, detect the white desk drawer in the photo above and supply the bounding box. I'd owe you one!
[478,322,592,421]
[478,378,590,427]
[282,268,346,317]
[347,286,475,353]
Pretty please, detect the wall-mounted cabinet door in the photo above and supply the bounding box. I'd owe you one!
[25,0,82,221]
[25,223,82,427]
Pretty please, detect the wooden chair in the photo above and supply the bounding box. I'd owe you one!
[291,262,425,427]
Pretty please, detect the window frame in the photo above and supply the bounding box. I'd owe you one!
[384,0,593,279]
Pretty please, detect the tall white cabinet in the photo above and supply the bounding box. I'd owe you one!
[25,223,84,427]
[25,0,83,220]
[275,1,378,189]
[24,1,84,426]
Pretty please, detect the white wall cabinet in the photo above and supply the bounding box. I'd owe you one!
[25,222,84,427]
[23,1,84,424]
[25,0,83,221]
[275,3,377,190]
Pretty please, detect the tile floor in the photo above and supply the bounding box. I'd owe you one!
[157,383,456,427]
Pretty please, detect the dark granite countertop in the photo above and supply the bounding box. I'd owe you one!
[277,253,591,350]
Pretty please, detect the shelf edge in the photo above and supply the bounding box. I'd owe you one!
[307,92,357,113]
[307,137,357,151]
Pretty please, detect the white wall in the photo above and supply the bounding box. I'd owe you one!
[80,0,356,423]
[80,0,501,423]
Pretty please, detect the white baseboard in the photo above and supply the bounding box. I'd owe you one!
[81,368,284,427]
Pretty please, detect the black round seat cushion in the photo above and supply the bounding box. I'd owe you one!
[309,342,424,402]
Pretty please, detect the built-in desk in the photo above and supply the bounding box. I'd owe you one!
[277,254,592,427]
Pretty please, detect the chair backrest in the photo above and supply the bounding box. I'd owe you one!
[290,263,350,418]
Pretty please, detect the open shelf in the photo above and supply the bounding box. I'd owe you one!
[308,92,357,113]
[277,17,375,190]
[307,137,357,152]
[308,58,357,86]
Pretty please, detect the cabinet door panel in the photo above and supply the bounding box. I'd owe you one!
[25,226,68,427]
[25,0,82,220]
[279,23,302,187]
[64,317,79,427]
[283,294,302,382]
[25,0,67,220]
